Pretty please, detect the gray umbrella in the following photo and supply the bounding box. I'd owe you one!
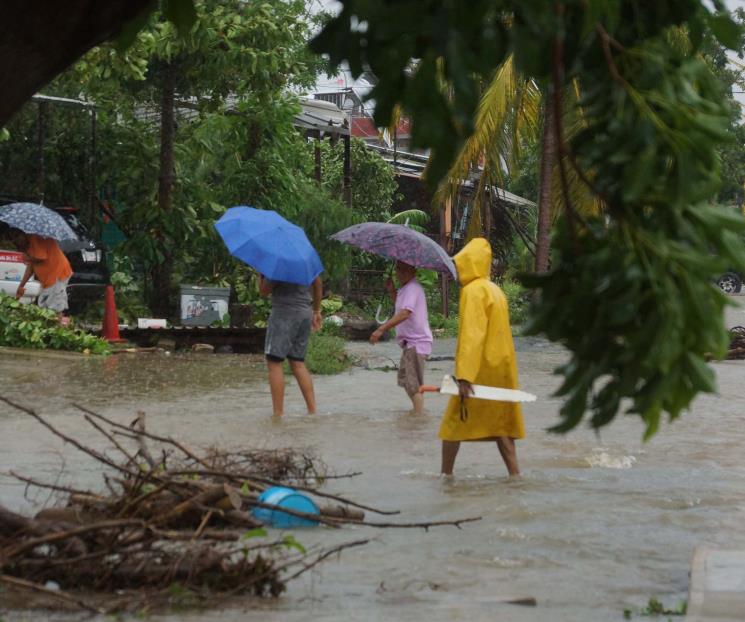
[0,202,77,241]
[331,222,457,278]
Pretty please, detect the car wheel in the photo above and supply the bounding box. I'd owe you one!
[717,271,742,294]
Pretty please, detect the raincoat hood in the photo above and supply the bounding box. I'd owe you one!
[454,238,491,286]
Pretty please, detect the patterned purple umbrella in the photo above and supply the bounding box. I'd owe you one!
[331,222,457,279]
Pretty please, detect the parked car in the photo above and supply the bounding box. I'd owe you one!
[0,249,41,302]
[717,270,743,295]
[0,204,109,312]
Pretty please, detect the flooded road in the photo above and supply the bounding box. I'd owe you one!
[2,327,745,621]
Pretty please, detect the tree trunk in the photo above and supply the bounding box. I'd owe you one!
[150,64,177,317]
[534,99,556,274]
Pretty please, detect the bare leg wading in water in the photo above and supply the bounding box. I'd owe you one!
[267,357,317,417]
[260,275,322,416]
[440,438,520,477]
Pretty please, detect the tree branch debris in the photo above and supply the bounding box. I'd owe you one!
[0,396,480,613]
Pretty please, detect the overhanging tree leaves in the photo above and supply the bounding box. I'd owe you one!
[312,1,745,438]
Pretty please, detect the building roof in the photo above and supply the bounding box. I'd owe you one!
[294,98,349,135]
[32,94,95,110]
[366,144,536,208]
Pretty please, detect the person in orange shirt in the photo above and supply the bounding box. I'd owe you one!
[11,229,73,322]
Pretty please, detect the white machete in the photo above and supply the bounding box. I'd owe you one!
[420,375,537,403]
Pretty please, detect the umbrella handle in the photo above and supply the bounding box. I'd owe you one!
[375,263,396,325]
[375,303,390,325]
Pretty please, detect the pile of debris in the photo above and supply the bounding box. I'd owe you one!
[727,326,745,360]
[0,397,478,613]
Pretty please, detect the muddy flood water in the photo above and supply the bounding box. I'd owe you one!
[2,326,745,621]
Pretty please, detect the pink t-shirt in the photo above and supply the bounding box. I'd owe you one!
[395,278,433,356]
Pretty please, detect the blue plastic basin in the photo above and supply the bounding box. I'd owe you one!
[252,486,320,528]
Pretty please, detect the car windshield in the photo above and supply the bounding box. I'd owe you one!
[55,210,97,252]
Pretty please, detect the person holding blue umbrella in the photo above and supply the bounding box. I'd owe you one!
[215,206,324,416]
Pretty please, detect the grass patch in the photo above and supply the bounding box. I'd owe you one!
[304,331,353,375]
[624,597,687,618]
[429,312,459,338]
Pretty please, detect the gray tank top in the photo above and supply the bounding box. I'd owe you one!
[270,280,312,316]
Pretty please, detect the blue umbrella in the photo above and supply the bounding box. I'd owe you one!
[0,202,77,241]
[214,206,323,286]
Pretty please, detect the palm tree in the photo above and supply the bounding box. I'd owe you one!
[434,56,600,274]
[433,56,541,266]
[386,208,429,232]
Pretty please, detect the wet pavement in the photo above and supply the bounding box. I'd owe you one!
[2,304,745,621]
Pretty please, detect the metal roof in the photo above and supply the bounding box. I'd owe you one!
[32,94,95,109]
[294,98,349,135]
[367,144,536,208]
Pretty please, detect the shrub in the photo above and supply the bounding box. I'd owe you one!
[0,293,110,354]
[429,312,459,338]
[500,280,529,325]
[304,331,352,375]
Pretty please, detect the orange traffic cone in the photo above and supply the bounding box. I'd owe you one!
[102,285,126,342]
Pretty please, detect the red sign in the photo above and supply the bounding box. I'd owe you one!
[0,251,24,263]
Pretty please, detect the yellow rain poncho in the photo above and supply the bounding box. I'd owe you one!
[438,238,525,441]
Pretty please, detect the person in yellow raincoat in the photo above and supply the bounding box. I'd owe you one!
[439,237,525,476]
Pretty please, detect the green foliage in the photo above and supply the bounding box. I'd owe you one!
[239,284,272,328]
[387,210,430,230]
[0,104,97,214]
[319,137,399,222]
[415,268,438,291]
[700,10,745,206]
[624,597,687,618]
[523,28,745,437]
[428,312,459,338]
[304,331,352,375]
[283,186,358,283]
[0,293,110,354]
[320,294,343,314]
[505,138,540,204]
[500,279,529,325]
[523,211,745,438]
[60,0,327,311]
[109,254,151,323]
[162,0,199,35]
[281,534,306,554]
[339,300,377,321]
[313,1,745,437]
[75,253,151,326]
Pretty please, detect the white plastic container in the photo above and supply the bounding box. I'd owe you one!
[137,318,167,329]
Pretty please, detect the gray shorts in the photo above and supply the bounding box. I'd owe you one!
[397,347,427,397]
[265,312,311,362]
[37,277,69,313]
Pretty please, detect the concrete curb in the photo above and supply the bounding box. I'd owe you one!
[686,547,745,621]
[0,345,92,360]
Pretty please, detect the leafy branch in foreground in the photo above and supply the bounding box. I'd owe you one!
[0,293,110,354]
[312,1,745,438]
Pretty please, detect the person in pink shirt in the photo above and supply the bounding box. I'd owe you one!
[370,261,433,413]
